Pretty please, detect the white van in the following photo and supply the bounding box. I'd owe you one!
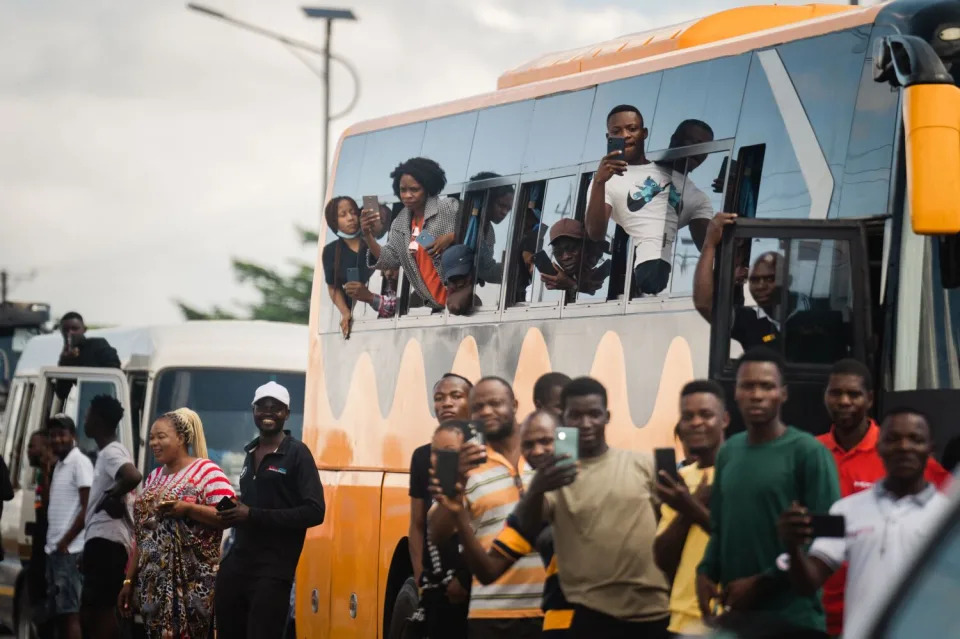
[0,321,307,636]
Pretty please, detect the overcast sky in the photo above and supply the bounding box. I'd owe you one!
[1,0,864,326]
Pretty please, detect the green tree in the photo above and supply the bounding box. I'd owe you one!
[177,228,319,325]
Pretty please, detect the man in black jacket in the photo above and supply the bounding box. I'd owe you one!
[216,381,325,639]
[56,312,121,400]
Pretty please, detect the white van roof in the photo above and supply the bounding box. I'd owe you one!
[13,321,308,377]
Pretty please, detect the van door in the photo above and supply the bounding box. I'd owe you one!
[16,368,133,552]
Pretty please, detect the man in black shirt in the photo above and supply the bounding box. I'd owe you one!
[409,374,474,637]
[216,381,325,639]
[55,312,121,400]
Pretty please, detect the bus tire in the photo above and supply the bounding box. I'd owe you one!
[386,578,419,639]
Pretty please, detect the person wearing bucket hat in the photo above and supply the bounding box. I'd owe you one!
[442,245,480,316]
[215,382,325,638]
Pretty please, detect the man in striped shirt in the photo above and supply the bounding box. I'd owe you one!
[429,377,546,639]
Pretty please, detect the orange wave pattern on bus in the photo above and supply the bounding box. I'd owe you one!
[304,328,696,470]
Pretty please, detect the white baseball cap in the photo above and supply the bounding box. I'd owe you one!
[252,381,290,408]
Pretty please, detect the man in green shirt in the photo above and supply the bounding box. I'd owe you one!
[696,347,839,638]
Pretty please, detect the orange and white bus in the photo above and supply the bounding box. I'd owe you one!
[295,1,960,636]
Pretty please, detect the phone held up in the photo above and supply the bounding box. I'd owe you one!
[361,195,380,214]
[533,250,557,276]
[554,427,579,466]
[809,514,845,538]
[435,449,461,499]
[654,447,680,484]
[607,136,626,156]
[466,420,487,464]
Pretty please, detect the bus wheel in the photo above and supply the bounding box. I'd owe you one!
[386,578,419,639]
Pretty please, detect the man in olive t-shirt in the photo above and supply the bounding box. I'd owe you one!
[696,348,840,638]
[515,377,670,639]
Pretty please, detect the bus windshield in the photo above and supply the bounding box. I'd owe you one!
[150,368,306,485]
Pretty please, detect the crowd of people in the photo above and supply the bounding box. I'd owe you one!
[406,349,953,639]
[323,104,723,337]
[25,314,325,639]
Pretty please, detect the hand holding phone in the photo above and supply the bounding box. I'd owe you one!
[533,250,558,276]
[362,195,380,214]
[654,448,680,485]
[810,514,845,538]
[607,136,626,156]
[554,427,579,466]
[435,450,461,499]
[345,267,361,283]
[216,496,237,512]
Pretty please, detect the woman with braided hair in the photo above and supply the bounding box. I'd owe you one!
[117,408,235,638]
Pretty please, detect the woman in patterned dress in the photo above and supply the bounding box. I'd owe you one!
[117,408,235,638]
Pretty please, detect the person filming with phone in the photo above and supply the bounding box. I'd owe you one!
[362,157,459,311]
[513,377,671,639]
[653,380,728,637]
[117,408,233,638]
[778,407,949,639]
[215,382,325,639]
[56,311,121,399]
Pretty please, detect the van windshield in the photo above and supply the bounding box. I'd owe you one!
[150,368,306,487]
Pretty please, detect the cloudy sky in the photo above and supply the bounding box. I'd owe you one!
[1,0,867,326]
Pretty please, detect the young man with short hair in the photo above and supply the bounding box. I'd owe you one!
[216,381,326,639]
[45,415,94,639]
[56,312,121,399]
[814,358,948,636]
[533,373,571,418]
[80,395,141,639]
[696,348,840,639]
[429,376,546,639]
[408,373,474,636]
[585,106,713,296]
[516,377,670,639]
[779,407,949,639]
[654,380,728,636]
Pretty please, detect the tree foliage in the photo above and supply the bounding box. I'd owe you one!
[176,227,319,325]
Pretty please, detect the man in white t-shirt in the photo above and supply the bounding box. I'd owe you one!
[81,395,141,639]
[586,106,715,295]
[45,414,94,639]
[778,407,950,639]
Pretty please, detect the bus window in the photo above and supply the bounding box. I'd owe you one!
[528,176,578,306]
[507,181,548,306]
[669,151,732,296]
[467,101,535,178]
[421,112,478,186]
[582,73,662,163]
[573,171,623,305]
[455,174,517,313]
[523,89,595,174]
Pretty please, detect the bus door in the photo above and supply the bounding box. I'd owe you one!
[19,368,134,551]
[707,219,877,437]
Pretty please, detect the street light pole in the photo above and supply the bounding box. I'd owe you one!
[186,3,358,212]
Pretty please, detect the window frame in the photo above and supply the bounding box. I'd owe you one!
[708,218,874,382]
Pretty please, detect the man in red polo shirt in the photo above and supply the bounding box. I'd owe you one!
[817,359,949,637]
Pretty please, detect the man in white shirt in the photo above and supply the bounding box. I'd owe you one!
[45,414,94,639]
[778,407,950,639]
[80,395,141,639]
[585,106,715,296]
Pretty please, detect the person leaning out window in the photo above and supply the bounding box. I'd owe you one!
[323,196,373,338]
[361,157,458,311]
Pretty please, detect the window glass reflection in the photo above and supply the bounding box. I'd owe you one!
[582,74,662,163]
[524,89,596,173]
[467,101,535,177]
[421,113,479,186]
[332,135,366,197]
[357,123,426,197]
[647,55,750,151]
[465,176,517,311]
[575,172,620,304]
[530,176,577,305]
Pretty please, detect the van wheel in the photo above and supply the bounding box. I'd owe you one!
[386,578,419,639]
[16,588,38,639]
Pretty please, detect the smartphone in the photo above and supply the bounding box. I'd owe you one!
[434,449,460,498]
[466,420,486,463]
[216,496,237,512]
[654,448,680,484]
[607,136,626,156]
[554,427,579,466]
[345,267,361,283]
[67,333,85,349]
[810,514,846,538]
[362,195,380,213]
[416,231,436,247]
[533,250,557,276]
